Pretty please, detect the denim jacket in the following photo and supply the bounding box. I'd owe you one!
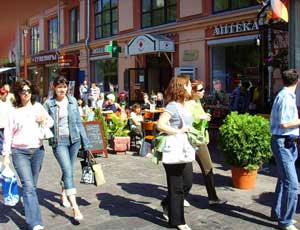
[43,94,90,150]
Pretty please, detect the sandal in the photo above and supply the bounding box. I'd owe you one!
[61,195,71,208]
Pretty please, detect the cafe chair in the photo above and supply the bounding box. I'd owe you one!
[142,121,156,143]
[143,111,154,121]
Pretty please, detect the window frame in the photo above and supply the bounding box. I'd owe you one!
[48,17,59,50]
[212,0,258,14]
[70,7,79,44]
[141,0,176,29]
[30,25,40,55]
[94,0,118,39]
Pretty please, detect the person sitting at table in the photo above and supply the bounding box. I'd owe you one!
[141,93,151,110]
[156,92,165,108]
[96,92,105,109]
[129,103,144,138]
[102,93,118,113]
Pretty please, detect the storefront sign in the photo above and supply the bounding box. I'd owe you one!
[183,50,199,61]
[126,34,175,56]
[31,52,57,63]
[92,46,109,55]
[58,54,78,68]
[213,21,259,36]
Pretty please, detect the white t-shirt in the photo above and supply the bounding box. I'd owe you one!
[56,97,70,136]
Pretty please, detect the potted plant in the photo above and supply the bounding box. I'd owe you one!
[219,112,272,189]
[106,113,131,154]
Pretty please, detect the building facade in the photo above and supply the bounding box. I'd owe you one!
[18,0,269,104]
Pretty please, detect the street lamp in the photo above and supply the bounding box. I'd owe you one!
[23,28,29,79]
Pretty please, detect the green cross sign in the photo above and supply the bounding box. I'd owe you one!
[106,40,121,58]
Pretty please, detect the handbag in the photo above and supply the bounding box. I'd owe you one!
[0,166,19,206]
[89,153,106,187]
[161,103,195,164]
[80,157,95,185]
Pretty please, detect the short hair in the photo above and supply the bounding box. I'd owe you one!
[132,103,141,112]
[165,75,190,104]
[282,69,299,86]
[53,76,69,87]
[13,79,38,107]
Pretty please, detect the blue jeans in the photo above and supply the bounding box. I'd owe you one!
[271,136,298,227]
[53,136,81,196]
[12,146,45,230]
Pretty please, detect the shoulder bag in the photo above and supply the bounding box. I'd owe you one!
[161,103,195,164]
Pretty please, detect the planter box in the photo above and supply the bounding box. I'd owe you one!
[110,136,131,154]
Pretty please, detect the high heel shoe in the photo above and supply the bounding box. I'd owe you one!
[72,208,84,221]
[61,195,71,208]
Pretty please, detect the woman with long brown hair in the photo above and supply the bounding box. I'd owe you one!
[157,75,194,230]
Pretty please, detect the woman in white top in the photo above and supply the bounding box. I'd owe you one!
[2,79,53,230]
[129,103,144,138]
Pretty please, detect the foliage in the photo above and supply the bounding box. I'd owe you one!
[106,113,130,137]
[219,112,272,171]
[93,108,109,142]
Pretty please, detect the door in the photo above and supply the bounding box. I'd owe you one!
[124,68,147,103]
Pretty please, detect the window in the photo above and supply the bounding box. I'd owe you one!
[48,17,58,50]
[141,0,176,28]
[213,0,257,13]
[70,7,79,44]
[94,59,117,92]
[94,0,118,39]
[31,25,40,54]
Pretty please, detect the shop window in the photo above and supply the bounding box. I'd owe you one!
[94,0,118,39]
[210,43,259,105]
[213,0,257,13]
[141,0,176,28]
[70,7,79,44]
[94,59,118,92]
[48,17,58,50]
[30,25,40,55]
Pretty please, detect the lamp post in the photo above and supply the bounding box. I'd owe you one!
[23,28,29,79]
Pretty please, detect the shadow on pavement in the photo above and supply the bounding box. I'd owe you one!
[37,188,90,226]
[0,200,26,229]
[97,193,169,228]
[117,182,167,200]
[191,196,278,229]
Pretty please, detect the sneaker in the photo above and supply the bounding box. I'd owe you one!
[177,224,192,230]
[162,205,169,221]
[33,225,44,230]
[208,199,227,206]
[184,199,190,207]
[278,224,298,230]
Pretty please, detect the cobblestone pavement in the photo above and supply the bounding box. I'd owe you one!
[0,142,299,230]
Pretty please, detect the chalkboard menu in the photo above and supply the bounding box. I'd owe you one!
[83,121,108,158]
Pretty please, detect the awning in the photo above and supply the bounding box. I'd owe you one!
[126,34,175,56]
[0,67,16,73]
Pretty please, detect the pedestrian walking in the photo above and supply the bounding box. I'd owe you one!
[156,75,194,230]
[2,79,54,230]
[185,80,227,206]
[43,76,91,222]
[270,69,300,230]
[79,80,89,105]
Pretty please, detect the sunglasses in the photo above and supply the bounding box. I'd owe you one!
[20,89,32,95]
[197,88,205,92]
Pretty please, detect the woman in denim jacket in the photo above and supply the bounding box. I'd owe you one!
[44,76,90,222]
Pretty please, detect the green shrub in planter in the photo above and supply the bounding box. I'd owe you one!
[219,112,272,171]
